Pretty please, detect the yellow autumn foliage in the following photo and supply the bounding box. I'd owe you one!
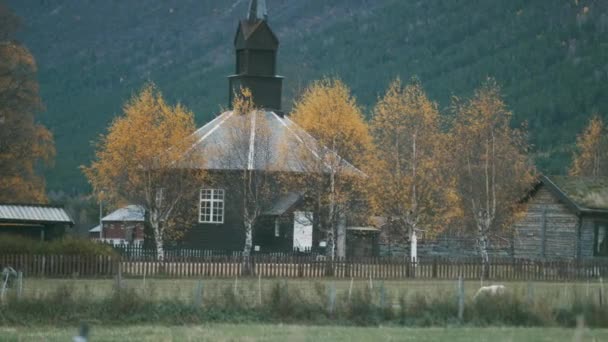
[570,115,607,178]
[369,78,459,241]
[290,78,372,169]
[83,83,204,244]
[0,38,54,203]
[286,78,374,257]
[448,79,536,246]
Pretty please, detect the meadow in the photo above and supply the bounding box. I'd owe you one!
[2,324,608,342]
[2,277,608,342]
[16,277,608,308]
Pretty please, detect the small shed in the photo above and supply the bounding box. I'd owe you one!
[0,204,73,240]
[514,175,608,260]
[90,205,145,246]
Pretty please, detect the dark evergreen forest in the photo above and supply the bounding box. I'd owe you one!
[7,0,608,192]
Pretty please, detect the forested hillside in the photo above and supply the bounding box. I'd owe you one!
[6,0,608,192]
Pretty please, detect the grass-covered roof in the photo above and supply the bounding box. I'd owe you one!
[546,176,608,212]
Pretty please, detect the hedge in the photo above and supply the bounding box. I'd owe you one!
[0,235,116,257]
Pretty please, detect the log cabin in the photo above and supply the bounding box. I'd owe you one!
[514,175,608,260]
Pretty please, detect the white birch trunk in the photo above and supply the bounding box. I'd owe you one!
[243,220,253,258]
[327,164,337,259]
[336,211,346,258]
[410,229,418,263]
[476,218,490,276]
[151,215,164,261]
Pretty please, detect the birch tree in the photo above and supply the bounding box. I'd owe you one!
[83,83,205,260]
[570,115,607,178]
[220,88,277,263]
[448,79,535,269]
[288,78,372,258]
[369,78,458,260]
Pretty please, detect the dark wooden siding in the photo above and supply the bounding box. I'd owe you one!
[580,217,595,258]
[514,186,579,259]
[182,185,244,251]
[253,215,293,253]
[179,172,303,253]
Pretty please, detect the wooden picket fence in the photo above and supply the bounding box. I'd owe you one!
[1,254,608,281]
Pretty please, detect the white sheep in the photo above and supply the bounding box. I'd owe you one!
[473,284,506,300]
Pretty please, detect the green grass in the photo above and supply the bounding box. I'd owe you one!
[1,324,607,342]
[4,278,607,329]
[19,278,607,307]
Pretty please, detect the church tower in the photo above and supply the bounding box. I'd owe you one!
[229,0,283,111]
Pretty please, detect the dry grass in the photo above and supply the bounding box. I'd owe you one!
[18,277,606,308]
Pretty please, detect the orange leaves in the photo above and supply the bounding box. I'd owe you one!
[83,83,199,206]
[232,87,255,116]
[448,79,536,235]
[369,78,454,240]
[0,33,52,203]
[570,115,607,178]
[291,78,372,168]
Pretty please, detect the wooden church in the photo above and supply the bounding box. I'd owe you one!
[179,0,377,256]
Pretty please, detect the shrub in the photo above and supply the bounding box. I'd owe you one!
[0,234,116,257]
[265,281,324,321]
[2,280,608,328]
[345,287,380,325]
[554,297,608,328]
[469,292,541,326]
[402,292,457,326]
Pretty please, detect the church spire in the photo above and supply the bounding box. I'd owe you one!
[248,0,268,21]
[229,0,283,111]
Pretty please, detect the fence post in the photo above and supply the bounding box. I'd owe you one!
[600,277,605,307]
[41,255,46,278]
[379,281,386,311]
[17,271,23,299]
[348,277,354,302]
[193,280,204,308]
[115,262,123,289]
[258,273,262,306]
[327,282,336,317]
[457,276,464,322]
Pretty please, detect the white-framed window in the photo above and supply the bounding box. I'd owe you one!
[199,189,225,224]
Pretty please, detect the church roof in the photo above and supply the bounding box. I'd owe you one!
[248,0,268,21]
[264,192,303,216]
[184,110,361,175]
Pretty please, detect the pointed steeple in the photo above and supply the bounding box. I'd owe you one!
[229,0,283,112]
[248,0,268,21]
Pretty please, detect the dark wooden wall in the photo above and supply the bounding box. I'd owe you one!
[514,186,579,259]
[180,172,301,253]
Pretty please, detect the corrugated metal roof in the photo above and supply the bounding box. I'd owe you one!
[0,204,73,224]
[102,205,145,222]
[183,110,362,175]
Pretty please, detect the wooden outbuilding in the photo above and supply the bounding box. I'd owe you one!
[0,203,73,240]
[514,175,608,260]
[89,205,145,246]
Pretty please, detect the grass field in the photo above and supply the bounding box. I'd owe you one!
[19,277,606,307]
[1,324,607,341]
